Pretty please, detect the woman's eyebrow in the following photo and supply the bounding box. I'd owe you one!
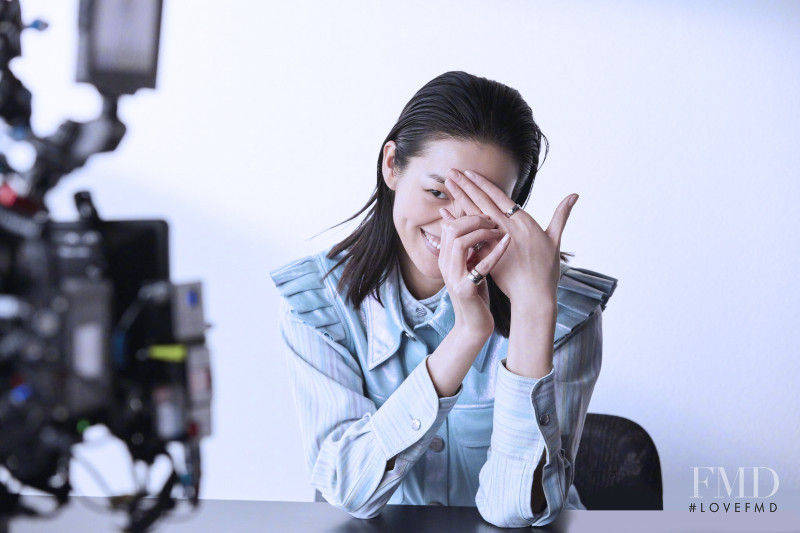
[426,173,446,184]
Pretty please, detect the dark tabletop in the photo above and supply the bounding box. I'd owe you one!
[8,499,800,533]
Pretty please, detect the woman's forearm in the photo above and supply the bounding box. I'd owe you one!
[426,324,487,397]
[506,299,557,379]
[506,299,558,515]
[385,327,482,471]
[388,328,483,470]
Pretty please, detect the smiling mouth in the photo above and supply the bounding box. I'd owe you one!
[421,229,441,250]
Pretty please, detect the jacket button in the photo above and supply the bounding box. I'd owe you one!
[539,413,551,426]
[411,419,421,431]
[429,436,445,452]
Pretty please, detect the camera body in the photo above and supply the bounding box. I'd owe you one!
[0,206,212,495]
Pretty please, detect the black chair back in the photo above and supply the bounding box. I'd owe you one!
[573,413,663,510]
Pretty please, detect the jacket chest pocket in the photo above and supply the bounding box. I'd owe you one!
[449,405,494,497]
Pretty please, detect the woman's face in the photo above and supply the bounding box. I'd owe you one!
[382,137,519,300]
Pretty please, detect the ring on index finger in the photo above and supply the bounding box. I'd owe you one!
[504,203,522,218]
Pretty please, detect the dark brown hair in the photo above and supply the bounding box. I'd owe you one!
[322,71,567,337]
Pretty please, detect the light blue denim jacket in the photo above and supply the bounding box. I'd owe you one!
[270,246,617,527]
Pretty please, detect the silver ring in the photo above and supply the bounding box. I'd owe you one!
[473,241,485,252]
[467,268,485,285]
[505,204,522,218]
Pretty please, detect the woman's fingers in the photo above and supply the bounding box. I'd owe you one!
[439,208,496,254]
[440,207,491,223]
[545,194,578,242]
[438,213,495,277]
[451,228,505,268]
[462,170,518,214]
[440,212,497,239]
[445,169,509,221]
[446,227,504,276]
[450,230,509,300]
[472,233,512,277]
[444,172,483,217]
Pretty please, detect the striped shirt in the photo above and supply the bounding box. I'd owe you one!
[270,246,616,527]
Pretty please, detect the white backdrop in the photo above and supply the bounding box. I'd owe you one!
[12,0,799,514]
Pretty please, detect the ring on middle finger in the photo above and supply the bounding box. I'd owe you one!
[467,268,485,285]
[473,241,485,252]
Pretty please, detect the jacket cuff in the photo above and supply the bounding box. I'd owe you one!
[370,355,460,460]
[492,359,560,462]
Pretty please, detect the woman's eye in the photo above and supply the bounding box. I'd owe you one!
[428,189,448,200]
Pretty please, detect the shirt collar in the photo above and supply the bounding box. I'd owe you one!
[365,262,490,373]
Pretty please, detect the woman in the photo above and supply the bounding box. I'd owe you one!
[269,71,617,527]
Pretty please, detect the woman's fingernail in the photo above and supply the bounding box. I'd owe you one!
[500,233,510,244]
[569,194,579,207]
[464,170,475,180]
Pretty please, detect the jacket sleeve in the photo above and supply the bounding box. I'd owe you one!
[476,265,615,527]
[272,258,460,519]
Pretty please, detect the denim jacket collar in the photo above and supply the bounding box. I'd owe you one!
[364,263,491,373]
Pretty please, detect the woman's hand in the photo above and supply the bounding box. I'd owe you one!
[436,212,511,342]
[425,213,511,398]
[444,168,578,309]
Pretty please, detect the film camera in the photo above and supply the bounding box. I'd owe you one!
[0,1,212,531]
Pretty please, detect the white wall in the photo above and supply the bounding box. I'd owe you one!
[13,0,799,512]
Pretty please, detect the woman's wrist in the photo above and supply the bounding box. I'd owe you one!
[507,283,557,311]
[510,297,557,322]
[452,318,493,347]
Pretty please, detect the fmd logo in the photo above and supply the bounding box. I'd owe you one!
[688,467,779,514]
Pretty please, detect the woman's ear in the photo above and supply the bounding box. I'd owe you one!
[382,141,399,191]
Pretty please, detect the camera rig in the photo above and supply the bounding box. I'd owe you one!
[0,1,212,531]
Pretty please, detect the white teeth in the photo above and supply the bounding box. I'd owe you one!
[422,230,440,250]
